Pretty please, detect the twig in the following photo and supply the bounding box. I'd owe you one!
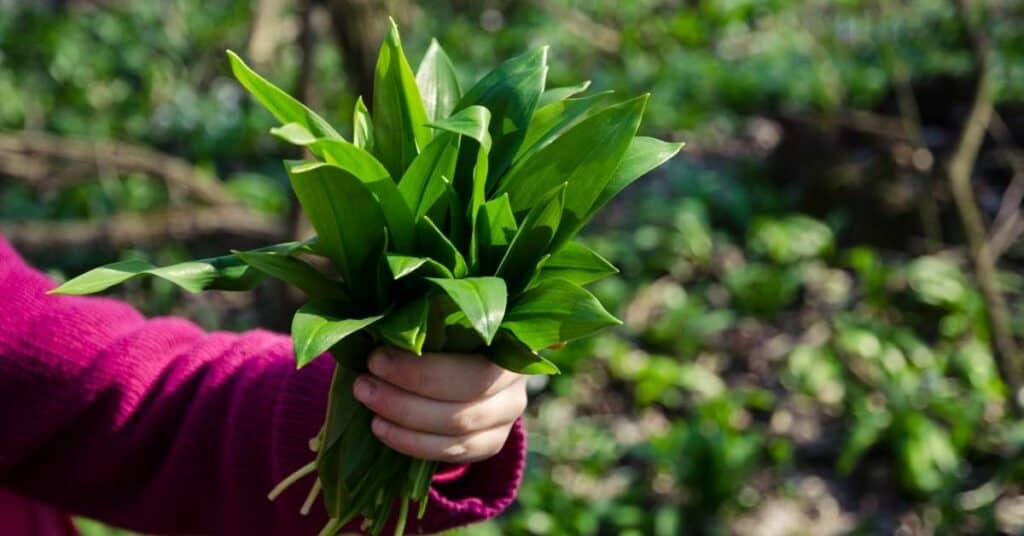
[1,206,284,252]
[986,112,1024,258]
[0,130,237,206]
[946,0,1024,404]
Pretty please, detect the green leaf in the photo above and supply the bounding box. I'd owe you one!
[496,95,648,249]
[50,241,305,295]
[286,160,386,296]
[537,80,591,108]
[838,397,892,474]
[428,105,493,257]
[269,122,317,145]
[427,277,507,344]
[375,296,430,354]
[303,143,415,252]
[291,301,384,368]
[398,133,459,221]
[416,39,461,122]
[226,50,342,140]
[386,254,454,280]
[353,96,374,151]
[272,126,414,252]
[475,193,518,274]
[372,19,431,179]
[537,241,619,286]
[514,91,612,164]
[428,105,491,144]
[456,47,548,187]
[489,331,560,374]
[495,183,565,290]
[586,136,684,221]
[502,278,620,351]
[233,249,347,300]
[416,216,468,278]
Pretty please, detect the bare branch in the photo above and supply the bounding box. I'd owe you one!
[0,130,237,206]
[2,207,284,252]
[947,0,1024,403]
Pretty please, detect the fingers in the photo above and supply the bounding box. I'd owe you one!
[370,416,514,463]
[353,374,527,436]
[366,347,522,402]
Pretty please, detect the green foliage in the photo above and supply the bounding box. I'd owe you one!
[51,21,678,536]
[8,3,1024,534]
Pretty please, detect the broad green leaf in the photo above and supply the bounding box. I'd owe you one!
[374,296,430,354]
[270,122,317,145]
[496,95,648,248]
[50,241,305,295]
[226,50,342,140]
[456,47,548,187]
[372,19,431,179]
[233,249,347,300]
[386,254,453,280]
[537,241,618,286]
[514,91,613,164]
[426,277,507,344]
[272,127,414,252]
[291,301,384,368]
[399,133,459,221]
[537,80,591,108]
[286,161,386,297]
[304,143,415,252]
[428,105,491,144]
[353,96,374,151]
[272,134,415,250]
[586,136,685,222]
[489,331,560,375]
[475,193,518,274]
[428,105,493,259]
[416,39,461,122]
[416,216,468,278]
[495,183,565,289]
[502,278,620,351]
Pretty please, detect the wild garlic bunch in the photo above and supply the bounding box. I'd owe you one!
[53,19,682,535]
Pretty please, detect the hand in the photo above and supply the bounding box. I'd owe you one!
[352,347,528,464]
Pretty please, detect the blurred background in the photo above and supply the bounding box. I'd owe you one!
[2,0,1024,534]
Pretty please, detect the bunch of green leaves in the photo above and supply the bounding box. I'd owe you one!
[52,18,681,536]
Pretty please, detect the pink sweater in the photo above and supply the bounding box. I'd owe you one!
[0,235,524,535]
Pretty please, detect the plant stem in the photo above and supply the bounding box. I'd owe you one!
[300,478,322,515]
[393,499,410,536]
[317,518,342,536]
[267,459,318,501]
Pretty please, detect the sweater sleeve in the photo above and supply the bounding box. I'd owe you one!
[0,235,524,535]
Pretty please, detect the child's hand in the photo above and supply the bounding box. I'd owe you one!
[352,347,528,464]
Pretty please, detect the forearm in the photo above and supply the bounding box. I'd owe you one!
[0,236,523,534]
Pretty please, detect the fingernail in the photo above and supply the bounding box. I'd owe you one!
[353,376,375,402]
[443,443,467,458]
[368,348,392,378]
[371,417,388,437]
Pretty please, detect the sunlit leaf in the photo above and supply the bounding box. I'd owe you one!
[291,301,384,368]
[373,19,431,178]
[426,277,507,344]
[537,241,618,286]
[416,39,461,122]
[50,241,306,295]
[502,278,620,351]
[456,47,548,187]
[227,50,342,140]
